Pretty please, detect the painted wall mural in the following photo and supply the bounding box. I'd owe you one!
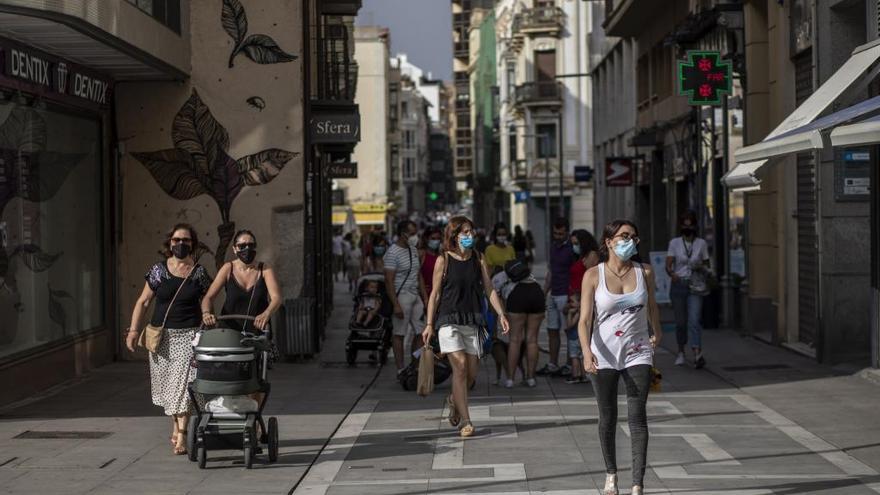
[222,0,298,67]
[131,89,298,270]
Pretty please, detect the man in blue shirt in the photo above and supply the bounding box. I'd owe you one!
[538,218,575,375]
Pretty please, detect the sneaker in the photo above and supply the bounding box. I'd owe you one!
[674,352,685,366]
[503,379,514,389]
[565,376,584,384]
[525,377,537,387]
[695,354,706,369]
[536,363,559,376]
[555,364,572,377]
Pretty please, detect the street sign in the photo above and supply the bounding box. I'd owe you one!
[605,157,633,187]
[514,191,530,203]
[327,162,357,179]
[677,50,732,106]
[573,166,593,183]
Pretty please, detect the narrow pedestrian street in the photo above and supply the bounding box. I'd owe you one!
[1,277,879,494]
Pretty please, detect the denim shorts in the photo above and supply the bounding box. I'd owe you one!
[567,335,583,359]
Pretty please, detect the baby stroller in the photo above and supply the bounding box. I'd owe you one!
[345,272,392,365]
[186,315,278,469]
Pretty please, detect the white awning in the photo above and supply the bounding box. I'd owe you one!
[831,114,880,147]
[723,39,880,190]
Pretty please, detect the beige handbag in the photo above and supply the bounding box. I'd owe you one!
[138,266,193,353]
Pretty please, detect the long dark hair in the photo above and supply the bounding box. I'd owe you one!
[161,223,199,258]
[571,229,599,261]
[443,215,475,256]
[598,219,639,262]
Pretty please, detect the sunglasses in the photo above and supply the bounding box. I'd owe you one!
[235,242,256,250]
[170,237,193,244]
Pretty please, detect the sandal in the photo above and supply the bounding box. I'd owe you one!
[459,421,475,438]
[173,431,187,455]
[447,395,460,428]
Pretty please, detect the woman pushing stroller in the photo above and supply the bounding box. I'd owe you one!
[422,215,509,437]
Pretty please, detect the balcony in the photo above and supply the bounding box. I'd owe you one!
[603,0,664,37]
[320,0,363,15]
[454,40,469,60]
[512,160,528,180]
[513,82,562,108]
[514,7,564,37]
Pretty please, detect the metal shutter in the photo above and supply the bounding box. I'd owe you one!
[794,49,818,347]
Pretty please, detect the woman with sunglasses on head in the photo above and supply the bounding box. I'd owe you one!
[577,220,662,495]
[125,223,212,455]
[201,229,282,333]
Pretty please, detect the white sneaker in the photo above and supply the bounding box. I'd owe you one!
[525,378,537,387]
[503,379,514,389]
[603,473,618,495]
[675,352,686,366]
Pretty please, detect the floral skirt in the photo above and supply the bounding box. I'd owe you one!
[149,327,197,416]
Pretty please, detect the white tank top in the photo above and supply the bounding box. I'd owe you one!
[591,262,654,370]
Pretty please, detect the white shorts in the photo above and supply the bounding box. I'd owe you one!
[438,324,482,357]
[392,291,425,337]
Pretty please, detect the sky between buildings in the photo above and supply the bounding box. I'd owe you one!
[356,0,454,81]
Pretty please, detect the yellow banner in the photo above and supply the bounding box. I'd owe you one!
[354,212,386,225]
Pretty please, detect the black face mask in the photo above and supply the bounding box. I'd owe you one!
[171,243,192,259]
[236,247,257,264]
[681,227,696,237]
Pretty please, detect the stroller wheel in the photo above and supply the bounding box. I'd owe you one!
[197,445,207,469]
[186,416,198,462]
[346,347,357,366]
[378,347,388,365]
[244,446,253,469]
[267,417,279,463]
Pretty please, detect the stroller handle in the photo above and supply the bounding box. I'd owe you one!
[212,314,271,334]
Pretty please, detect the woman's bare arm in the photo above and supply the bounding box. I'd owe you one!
[201,263,230,315]
[578,267,599,370]
[643,263,663,347]
[126,282,155,351]
[423,255,447,339]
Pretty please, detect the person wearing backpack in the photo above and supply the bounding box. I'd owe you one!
[422,215,509,437]
[497,258,544,388]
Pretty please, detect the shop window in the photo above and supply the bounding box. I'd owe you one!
[0,99,105,359]
[126,0,182,34]
[637,53,650,106]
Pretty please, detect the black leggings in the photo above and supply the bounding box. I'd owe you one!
[589,364,652,487]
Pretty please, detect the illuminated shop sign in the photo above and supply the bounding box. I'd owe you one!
[677,50,732,106]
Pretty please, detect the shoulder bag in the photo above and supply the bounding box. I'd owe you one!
[138,264,194,353]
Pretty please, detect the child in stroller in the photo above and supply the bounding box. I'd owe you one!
[353,279,382,328]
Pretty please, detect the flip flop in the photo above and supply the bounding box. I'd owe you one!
[459,421,475,438]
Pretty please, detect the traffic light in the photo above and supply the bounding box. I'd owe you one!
[428,191,439,202]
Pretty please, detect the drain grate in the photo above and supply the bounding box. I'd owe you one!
[721,364,791,372]
[14,431,112,439]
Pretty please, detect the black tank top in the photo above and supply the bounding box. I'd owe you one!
[221,262,269,331]
[435,253,487,329]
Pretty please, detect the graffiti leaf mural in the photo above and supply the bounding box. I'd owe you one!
[238,34,298,65]
[221,0,248,44]
[131,89,297,269]
[172,90,230,177]
[0,106,47,152]
[47,283,73,332]
[222,0,297,67]
[236,148,295,186]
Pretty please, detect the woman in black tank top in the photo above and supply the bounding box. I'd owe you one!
[423,215,509,438]
[202,230,282,332]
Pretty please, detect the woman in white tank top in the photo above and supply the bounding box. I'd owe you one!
[577,220,663,495]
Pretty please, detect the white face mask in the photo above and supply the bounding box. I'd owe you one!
[408,235,420,248]
[496,235,508,245]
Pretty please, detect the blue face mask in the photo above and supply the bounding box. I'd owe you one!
[428,239,441,251]
[373,246,386,256]
[459,234,474,250]
[572,244,581,256]
[613,239,637,261]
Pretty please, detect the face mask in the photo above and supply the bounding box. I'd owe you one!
[428,239,441,251]
[572,244,581,256]
[236,247,256,264]
[373,246,386,256]
[408,235,420,248]
[496,235,507,245]
[459,234,474,250]
[681,227,696,237]
[613,239,637,261]
[171,243,191,259]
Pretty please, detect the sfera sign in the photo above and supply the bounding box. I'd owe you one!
[310,111,361,144]
[1,40,112,106]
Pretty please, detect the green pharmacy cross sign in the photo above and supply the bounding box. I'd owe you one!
[677,51,732,106]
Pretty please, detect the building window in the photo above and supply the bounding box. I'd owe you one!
[536,123,557,158]
[506,62,516,101]
[403,130,415,149]
[0,98,105,359]
[637,53,650,105]
[404,157,416,179]
[508,126,518,162]
[126,0,181,33]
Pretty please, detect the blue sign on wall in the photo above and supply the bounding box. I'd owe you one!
[514,191,530,203]
[574,166,593,183]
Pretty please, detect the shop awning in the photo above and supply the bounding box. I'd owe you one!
[831,113,880,147]
[354,212,386,225]
[723,39,880,191]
